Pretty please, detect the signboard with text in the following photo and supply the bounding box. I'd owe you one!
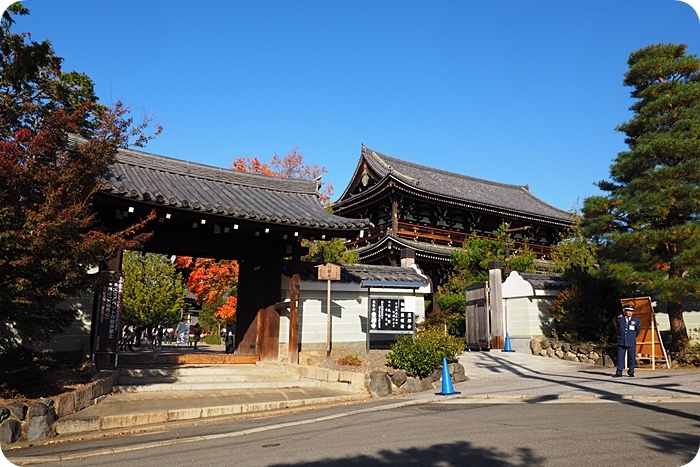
[369,298,414,334]
[94,275,124,354]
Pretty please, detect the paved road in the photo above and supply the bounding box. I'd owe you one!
[6,400,700,466]
[4,349,700,466]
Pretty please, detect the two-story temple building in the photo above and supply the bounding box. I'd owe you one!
[332,146,574,290]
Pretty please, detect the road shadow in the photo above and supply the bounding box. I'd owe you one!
[465,353,700,423]
[269,440,545,466]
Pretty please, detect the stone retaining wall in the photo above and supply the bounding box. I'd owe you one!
[529,338,616,367]
[0,370,119,446]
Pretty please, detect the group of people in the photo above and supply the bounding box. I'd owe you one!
[118,322,205,350]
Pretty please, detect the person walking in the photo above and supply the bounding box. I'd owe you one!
[614,304,641,377]
[192,323,202,349]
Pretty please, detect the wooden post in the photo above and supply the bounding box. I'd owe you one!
[488,260,504,349]
[288,274,300,364]
[326,278,332,357]
[317,263,341,358]
[651,311,656,371]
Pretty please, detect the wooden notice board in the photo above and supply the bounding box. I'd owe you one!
[620,297,670,369]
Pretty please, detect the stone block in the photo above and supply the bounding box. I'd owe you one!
[314,367,330,381]
[52,392,76,418]
[26,402,56,441]
[401,377,423,393]
[100,411,168,430]
[74,386,93,412]
[202,405,242,418]
[0,419,21,445]
[54,416,100,435]
[389,369,407,387]
[168,408,202,421]
[368,371,392,397]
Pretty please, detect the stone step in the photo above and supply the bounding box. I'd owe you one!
[114,379,322,392]
[118,373,302,385]
[116,363,320,393]
[119,364,284,378]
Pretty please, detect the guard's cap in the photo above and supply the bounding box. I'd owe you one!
[623,305,635,311]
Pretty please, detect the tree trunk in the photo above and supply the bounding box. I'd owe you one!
[667,262,689,352]
[667,297,688,352]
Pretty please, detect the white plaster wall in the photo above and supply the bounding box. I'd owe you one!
[279,278,426,350]
[35,293,94,355]
[503,296,554,339]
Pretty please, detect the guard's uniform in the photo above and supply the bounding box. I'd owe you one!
[616,313,641,376]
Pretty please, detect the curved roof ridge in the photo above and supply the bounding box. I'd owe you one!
[364,146,527,191]
[360,146,572,223]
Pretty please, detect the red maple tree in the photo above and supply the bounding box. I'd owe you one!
[174,256,239,323]
[232,147,333,202]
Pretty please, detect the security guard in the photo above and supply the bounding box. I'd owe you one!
[614,304,641,377]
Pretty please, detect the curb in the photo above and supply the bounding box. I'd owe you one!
[54,393,370,436]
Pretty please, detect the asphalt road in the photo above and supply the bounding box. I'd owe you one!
[6,398,700,467]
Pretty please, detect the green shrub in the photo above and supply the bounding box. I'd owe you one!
[202,334,222,345]
[387,328,465,377]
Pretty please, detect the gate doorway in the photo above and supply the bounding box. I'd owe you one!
[465,282,490,351]
[85,138,368,366]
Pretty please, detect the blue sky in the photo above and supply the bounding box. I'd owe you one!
[9,1,700,213]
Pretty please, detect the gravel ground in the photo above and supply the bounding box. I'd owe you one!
[308,349,394,374]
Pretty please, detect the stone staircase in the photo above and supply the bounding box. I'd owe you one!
[115,362,363,393]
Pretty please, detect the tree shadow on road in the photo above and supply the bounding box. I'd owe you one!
[269,440,544,467]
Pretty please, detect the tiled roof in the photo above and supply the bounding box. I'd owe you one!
[284,261,430,286]
[358,146,572,224]
[84,136,370,231]
[355,234,455,263]
[519,273,567,290]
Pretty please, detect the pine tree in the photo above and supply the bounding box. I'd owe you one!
[582,43,700,351]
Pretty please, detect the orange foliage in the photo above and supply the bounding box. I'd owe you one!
[215,295,238,322]
[231,147,333,202]
[175,256,239,320]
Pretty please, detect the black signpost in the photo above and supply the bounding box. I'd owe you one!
[92,274,124,366]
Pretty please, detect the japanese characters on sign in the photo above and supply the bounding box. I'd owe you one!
[369,298,414,333]
[317,263,341,281]
[94,275,124,353]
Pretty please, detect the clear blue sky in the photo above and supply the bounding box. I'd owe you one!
[10,1,700,212]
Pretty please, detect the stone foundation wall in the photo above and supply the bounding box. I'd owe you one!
[529,338,616,367]
[0,370,119,446]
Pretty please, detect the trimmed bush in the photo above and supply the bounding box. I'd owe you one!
[202,334,222,345]
[387,328,465,377]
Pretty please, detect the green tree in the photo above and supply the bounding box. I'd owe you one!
[304,237,360,263]
[121,251,187,327]
[546,215,626,342]
[0,6,158,352]
[549,215,598,274]
[435,227,536,314]
[582,43,700,351]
